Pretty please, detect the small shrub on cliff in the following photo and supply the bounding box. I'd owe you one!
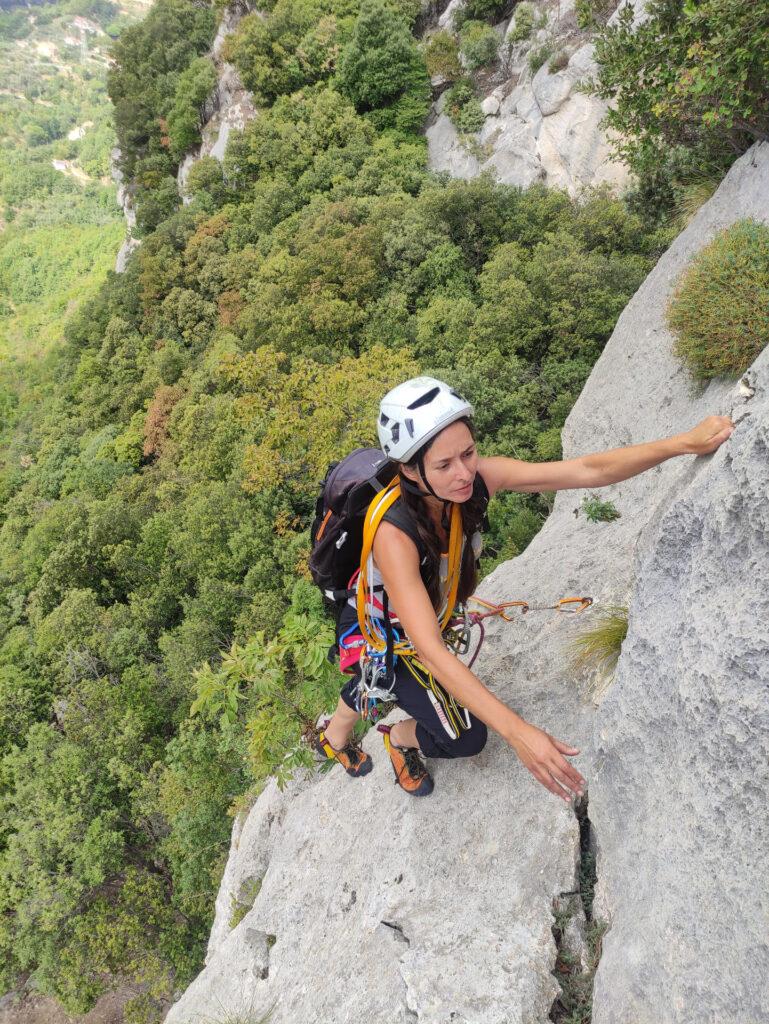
[667,219,769,381]
[508,2,535,42]
[528,39,554,73]
[444,78,485,133]
[459,20,500,70]
[580,493,620,523]
[424,30,462,80]
[574,0,616,31]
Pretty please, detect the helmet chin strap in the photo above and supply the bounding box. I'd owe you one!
[400,452,452,532]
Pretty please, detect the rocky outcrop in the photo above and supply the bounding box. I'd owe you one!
[427,0,645,193]
[163,144,769,1024]
[177,1,258,201]
[110,147,140,273]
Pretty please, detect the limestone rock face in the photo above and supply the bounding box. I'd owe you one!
[426,1,638,194]
[164,144,769,1023]
[586,141,769,1024]
[110,147,140,273]
[177,1,258,200]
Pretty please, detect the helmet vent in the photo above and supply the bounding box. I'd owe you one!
[390,422,400,444]
[379,413,389,425]
[405,418,415,437]
[407,387,440,409]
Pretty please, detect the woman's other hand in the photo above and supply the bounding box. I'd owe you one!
[507,720,585,803]
[679,415,734,456]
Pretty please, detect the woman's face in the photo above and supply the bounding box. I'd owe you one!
[404,421,478,502]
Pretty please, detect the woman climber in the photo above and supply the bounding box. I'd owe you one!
[316,377,734,800]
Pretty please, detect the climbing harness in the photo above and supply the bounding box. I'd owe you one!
[342,476,593,729]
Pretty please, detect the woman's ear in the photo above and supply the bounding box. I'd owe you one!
[400,463,420,484]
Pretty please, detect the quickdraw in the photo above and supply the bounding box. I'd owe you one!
[345,594,593,721]
[452,595,593,669]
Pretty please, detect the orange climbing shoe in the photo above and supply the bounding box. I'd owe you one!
[378,724,434,797]
[314,724,373,778]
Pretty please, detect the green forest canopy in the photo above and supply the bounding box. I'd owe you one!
[2,0,765,1019]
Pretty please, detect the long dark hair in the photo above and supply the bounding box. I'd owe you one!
[397,417,485,609]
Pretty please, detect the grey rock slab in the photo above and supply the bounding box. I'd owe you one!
[481,95,501,116]
[165,710,582,1024]
[531,63,574,117]
[426,115,482,179]
[588,146,769,1024]
[537,92,628,192]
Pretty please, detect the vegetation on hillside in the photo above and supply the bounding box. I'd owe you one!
[587,0,769,219]
[0,0,147,358]
[3,0,767,1018]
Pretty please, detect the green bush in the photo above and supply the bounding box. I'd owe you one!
[166,57,217,161]
[424,30,462,80]
[507,1,535,42]
[337,0,422,111]
[590,0,769,200]
[574,0,616,31]
[452,0,506,29]
[459,21,499,71]
[444,79,486,133]
[528,39,554,73]
[667,219,769,380]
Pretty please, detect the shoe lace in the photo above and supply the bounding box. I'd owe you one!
[340,739,363,764]
[400,746,425,779]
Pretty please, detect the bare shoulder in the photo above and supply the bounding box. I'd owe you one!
[372,521,421,575]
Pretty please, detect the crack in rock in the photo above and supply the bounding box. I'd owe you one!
[549,795,607,1022]
[380,919,411,947]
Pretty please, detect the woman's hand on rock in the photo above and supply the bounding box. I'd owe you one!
[679,415,734,455]
[508,720,585,803]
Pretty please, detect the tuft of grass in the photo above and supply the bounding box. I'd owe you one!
[667,218,769,381]
[548,50,570,73]
[579,494,620,523]
[670,173,721,231]
[568,605,628,681]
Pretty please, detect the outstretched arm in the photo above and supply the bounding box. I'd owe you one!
[479,415,735,497]
[373,523,585,803]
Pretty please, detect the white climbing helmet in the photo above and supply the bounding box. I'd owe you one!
[377,377,474,462]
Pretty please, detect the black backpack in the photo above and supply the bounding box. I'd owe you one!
[309,448,400,604]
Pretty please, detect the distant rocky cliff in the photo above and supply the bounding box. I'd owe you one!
[425,0,646,194]
[176,0,257,200]
[163,144,769,1024]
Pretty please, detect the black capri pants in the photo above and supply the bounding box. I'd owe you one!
[336,605,488,760]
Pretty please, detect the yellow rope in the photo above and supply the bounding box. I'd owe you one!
[356,479,463,656]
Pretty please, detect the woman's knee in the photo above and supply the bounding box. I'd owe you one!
[426,719,487,759]
[458,720,488,757]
